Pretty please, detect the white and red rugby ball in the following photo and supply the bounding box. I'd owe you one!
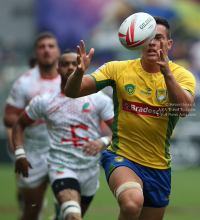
[118,12,157,50]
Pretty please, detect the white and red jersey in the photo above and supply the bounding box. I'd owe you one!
[6,66,61,156]
[25,88,114,169]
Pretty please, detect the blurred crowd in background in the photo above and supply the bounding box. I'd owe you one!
[0,0,200,167]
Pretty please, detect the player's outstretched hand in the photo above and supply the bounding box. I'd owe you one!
[156,40,170,75]
[77,40,94,73]
[15,158,33,177]
[82,139,104,156]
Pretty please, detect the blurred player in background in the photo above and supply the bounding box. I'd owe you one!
[4,53,37,219]
[12,49,113,220]
[64,16,196,220]
[3,32,61,220]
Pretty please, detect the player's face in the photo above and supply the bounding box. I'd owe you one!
[35,38,60,67]
[58,53,77,81]
[141,24,172,63]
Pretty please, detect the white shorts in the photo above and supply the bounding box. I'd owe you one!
[18,152,48,189]
[48,164,100,197]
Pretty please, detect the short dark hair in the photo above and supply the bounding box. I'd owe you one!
[34,31,57,48]
[58,49,77,65]
[153,16,171,39]
[62,49,77,54]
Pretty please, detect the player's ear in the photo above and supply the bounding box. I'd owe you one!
[167,39,173,50]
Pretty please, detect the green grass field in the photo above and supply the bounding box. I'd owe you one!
[0,164,200,220]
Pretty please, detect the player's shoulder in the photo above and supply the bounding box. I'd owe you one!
[98,59,139,79]
[40,87,60,101]
[106,59,139,70]
[14,66,40,85]
[90,91,112,104]
[169,61,193,76]
[90,91,107,97]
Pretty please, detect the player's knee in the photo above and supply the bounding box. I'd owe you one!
[115,182,143,215]
[61,200,81,220]
[120,194,143,217]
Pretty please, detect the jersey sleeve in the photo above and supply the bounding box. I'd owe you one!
[95,92,114,121]
[6,78,26,109]
[24,95,47,121]
[174,68,196,96]
[90,62,117,92]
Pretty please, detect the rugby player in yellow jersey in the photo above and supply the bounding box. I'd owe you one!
[64,16,196,220]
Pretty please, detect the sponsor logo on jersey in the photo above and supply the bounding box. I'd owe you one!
[114,156,124,162]
[82,102,90,112]
[156,90,167,103]
[123,100,167,117]
[56,166,65,174]
[140,88,152,95]
[124,84,136,95]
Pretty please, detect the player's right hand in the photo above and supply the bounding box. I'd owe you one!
[15,158,33,177]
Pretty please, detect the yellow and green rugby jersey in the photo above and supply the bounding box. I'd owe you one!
[91,58,196,169]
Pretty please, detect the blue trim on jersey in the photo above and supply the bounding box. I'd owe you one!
[101,150,171,207]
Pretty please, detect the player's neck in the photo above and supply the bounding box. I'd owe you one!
[61,79,67,93]
[141,58,160,73]
[39,65,58,78]
[61,82,65,93]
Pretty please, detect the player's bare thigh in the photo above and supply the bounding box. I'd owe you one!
[56,189,81,220]
[109,166,143,194]
[139,206,166,220]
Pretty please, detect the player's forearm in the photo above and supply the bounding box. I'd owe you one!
[5,127,15,153]
[12,122,25,149]
[164,72,193,116]
[64,68,84,98]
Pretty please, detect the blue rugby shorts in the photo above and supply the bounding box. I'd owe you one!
[101,150,171,207]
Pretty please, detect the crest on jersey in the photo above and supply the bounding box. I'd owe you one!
[114,156,124,162]
[124,84,136,95]
[156,90,167,103]
[82,102,90,112]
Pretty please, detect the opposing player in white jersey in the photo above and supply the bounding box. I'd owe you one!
[4,32,61,220]
[4,54,38,218]
[12,49,114,220]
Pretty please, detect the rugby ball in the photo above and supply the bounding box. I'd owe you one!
[118,12,157,50]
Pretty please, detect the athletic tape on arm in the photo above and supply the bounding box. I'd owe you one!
[100,136,111,151]
[15,146,26,160]
[114,182,143,201]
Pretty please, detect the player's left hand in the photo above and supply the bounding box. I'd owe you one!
[15,157,33,177]
[156,40,171,76]
[77,40,94,74]
[82,139,104,156]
